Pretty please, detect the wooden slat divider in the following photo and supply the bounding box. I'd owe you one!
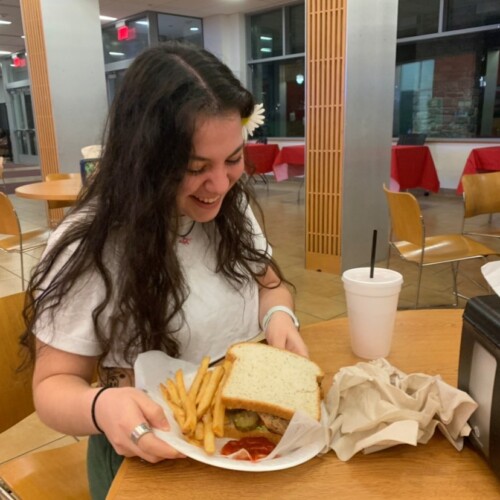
[306,0,345,272]
[20,0,64,226]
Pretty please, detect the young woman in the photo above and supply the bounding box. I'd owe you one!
[20,42,307,498]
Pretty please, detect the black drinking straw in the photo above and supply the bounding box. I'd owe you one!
[370,229,377,278]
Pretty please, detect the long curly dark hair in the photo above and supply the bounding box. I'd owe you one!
[20,42,288,369]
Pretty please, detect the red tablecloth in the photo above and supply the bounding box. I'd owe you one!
[390,145,440,193]
[244,144,279,175]
[456,146,500,194]
[272,145,305,182]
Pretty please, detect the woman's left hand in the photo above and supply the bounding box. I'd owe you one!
[265,311,309,357]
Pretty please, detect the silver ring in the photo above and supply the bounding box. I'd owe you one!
[130,422,152,445]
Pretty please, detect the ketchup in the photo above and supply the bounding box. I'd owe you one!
[221,437,276,461]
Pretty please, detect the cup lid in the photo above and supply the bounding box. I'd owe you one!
[342,267,403,286]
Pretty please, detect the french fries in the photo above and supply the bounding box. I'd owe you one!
[160,357,231,454]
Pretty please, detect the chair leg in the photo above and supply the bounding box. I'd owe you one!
[451,262,459,307]
[415,265,423,309]
[20,252,25,291]
[297,178,305,203]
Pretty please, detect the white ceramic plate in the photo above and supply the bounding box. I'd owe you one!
[153,427,325,472]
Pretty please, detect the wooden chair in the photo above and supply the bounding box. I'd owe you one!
[0,292,90,499]
[0,192,50,290]
[0,439,90,499]
[0,292,33,433]
[383,185,499,308]
[461,171,500,239]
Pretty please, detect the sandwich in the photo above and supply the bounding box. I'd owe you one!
[220,342,324,444]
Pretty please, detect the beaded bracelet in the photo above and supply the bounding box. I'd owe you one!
[91,386,111,434]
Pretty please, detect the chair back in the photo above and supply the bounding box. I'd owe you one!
[0,292,34,433]
[462,172,500,218]
[0,191,21,236]
[383,185,424,247]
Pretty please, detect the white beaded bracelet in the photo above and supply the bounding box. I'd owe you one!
[262,305,300,333]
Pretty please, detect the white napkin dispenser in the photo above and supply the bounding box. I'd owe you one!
[458,295,500,478]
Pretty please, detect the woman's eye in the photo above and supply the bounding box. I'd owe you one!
[227,156,243,165]
[187,166,206,176]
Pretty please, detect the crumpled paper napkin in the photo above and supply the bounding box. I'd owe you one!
[325,358,478,461]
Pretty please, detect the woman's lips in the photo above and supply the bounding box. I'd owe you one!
[192,195,221,205]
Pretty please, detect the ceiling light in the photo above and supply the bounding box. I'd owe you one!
[296,74,305,85]
[100,15,117,22]
[135,21,149,26]
[260,48,272,53]
[21,35,25,39]
[260,36,272,41]
[190,27,199,31]
[109,51,125,57]
[0,50,12,55]
[0,20,12,25]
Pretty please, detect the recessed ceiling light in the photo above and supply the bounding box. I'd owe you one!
[100,15,117,22]
[109,51,125,57]
[190,27,199,31]
[0,50,12,55]
[0,20,12,25]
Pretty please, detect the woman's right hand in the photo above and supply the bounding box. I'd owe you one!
[94,386,185,462]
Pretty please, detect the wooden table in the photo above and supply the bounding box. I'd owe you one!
[15,177,82,202]
[107,309,499,499]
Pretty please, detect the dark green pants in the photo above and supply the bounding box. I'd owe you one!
[87,434,124,500]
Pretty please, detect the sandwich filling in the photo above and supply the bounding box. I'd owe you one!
[227,410,289,436]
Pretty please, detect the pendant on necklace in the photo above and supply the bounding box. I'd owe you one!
[178,221,195,245]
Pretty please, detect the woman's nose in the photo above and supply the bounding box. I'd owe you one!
[206,165,230,193]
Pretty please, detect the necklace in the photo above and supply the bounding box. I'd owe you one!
[178,220,196,243]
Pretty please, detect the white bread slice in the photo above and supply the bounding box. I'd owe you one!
[221,342,324,421]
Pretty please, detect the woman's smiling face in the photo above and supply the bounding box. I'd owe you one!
[176,112,245,222]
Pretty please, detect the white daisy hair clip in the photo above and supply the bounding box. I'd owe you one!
[242,103,265,140]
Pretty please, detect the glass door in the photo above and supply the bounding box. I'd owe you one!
[9,87,39,164]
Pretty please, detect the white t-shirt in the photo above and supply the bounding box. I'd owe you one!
[34,203,270,368]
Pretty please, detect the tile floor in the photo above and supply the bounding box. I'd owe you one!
[1,177,500,465]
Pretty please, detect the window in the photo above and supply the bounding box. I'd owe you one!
[102,12,203,65]
[395,1,500,139]
[102,12,203,106]
[250,10,283,60]
[446,0,500,31]
[157,13,203,45]
[397,0,440,38]
[102,15,150,64]
[248,3,305,138]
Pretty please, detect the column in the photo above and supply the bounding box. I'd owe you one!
[306,0,398,273]
[20,0,107,225]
